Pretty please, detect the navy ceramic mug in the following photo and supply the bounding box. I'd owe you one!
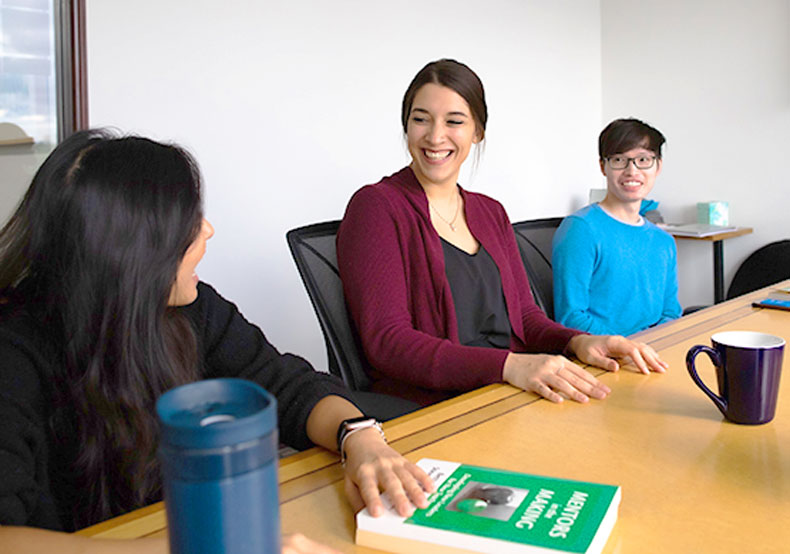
[686,331,785,424]
[157,378,280,553]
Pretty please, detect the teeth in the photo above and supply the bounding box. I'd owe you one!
[425,150,451,160]
[622,181,641,187]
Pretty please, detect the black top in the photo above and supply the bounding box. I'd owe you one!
[0,282,355,531]
[441,239,512,349]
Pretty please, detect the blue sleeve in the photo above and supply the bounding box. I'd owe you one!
[657,237,682,324]
[552,216,611,334]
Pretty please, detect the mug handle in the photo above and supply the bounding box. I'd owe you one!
[686,345,728,415]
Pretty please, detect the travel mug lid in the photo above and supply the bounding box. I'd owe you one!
[157,378,276,449]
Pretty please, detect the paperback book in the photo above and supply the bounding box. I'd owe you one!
[356,459,621,554]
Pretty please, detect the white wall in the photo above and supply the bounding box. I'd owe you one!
[86,0,603,368]
[601,0,790,308]
[0,145,47,224]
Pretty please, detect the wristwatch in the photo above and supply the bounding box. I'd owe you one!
[336,416,385,465]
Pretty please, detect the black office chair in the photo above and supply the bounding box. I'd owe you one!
[286,221,418,421]
[727,239,790,299]
[511,217,563,320]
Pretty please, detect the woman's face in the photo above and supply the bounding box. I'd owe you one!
[168,218,214,306]
[406,83,481,189]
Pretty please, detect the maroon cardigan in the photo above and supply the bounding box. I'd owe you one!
[337,167,581,405]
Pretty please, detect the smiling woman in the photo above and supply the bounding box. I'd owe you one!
[406,83,481,193]
[336,60,667,409]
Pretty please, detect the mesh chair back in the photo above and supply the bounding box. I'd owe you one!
[727,239,790,299]
[511,217,563,320]
[286,221,372,391]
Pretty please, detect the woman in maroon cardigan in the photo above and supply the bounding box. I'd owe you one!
[337,59,667,406]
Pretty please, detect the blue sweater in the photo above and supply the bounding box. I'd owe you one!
[552,204,681,336]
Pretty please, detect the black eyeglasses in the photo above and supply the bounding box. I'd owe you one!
[606,155,657,170]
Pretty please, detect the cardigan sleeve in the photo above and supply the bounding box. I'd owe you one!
[337,186,507,392]
[184,283,357,450]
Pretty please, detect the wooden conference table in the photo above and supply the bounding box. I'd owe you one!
[80,281,790,552]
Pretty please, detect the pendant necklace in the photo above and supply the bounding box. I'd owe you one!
[429,192,460,231]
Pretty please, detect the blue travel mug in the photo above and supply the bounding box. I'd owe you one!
[157,378,281,553]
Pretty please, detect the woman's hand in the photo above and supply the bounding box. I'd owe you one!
[566,334,668,375]
[341,428,435,518]
[282,533,340,554]
[502,352,611,403]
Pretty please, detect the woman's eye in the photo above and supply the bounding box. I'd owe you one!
[447,120,463,126]
[411,116,426,123]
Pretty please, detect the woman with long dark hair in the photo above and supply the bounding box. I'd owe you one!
[0,129,431,553]
[337,59,668,407]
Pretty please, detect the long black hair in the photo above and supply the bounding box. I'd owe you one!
[0,129,204,528]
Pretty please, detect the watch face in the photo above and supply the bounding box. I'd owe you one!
[346,418,377,430]
[337,417,381,451]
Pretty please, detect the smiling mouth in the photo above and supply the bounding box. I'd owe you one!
[423,149,452,161]
[621,180,642,189]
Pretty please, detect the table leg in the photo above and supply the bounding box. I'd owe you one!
[713,240,724,303]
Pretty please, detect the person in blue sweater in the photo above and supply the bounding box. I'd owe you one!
[552,118,682,336]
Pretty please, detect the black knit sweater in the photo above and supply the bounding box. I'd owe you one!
[0,282,353,531]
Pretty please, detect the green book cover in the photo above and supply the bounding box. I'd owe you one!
[357,459,621,554]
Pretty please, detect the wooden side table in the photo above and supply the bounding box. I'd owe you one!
[667,227,753,303]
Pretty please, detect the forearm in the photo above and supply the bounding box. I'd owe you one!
[305,395,365,452]
[0,527,166,554]
[557,308,610,335]
[365,328,507,390]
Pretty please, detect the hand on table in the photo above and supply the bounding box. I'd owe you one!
[566,334,668,375]
[502,352,611,403]
[342,428,435,518]
[282,533,340,554]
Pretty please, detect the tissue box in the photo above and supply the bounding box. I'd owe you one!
[697,201,729,226]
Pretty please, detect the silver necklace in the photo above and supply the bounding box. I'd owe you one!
[428,192,461,232]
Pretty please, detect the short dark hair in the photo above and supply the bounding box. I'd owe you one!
[401,59,488,139]
[599,118,666,160]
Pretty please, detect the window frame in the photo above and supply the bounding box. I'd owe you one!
[54,0,87,141]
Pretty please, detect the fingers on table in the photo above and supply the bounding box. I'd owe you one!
[353,465,385,517]
[377,468,413,517]
[393,464,429,510]
[561,362,611,398]
[530,358,609,403]
[640,343,668,372]
[532,380,566,403]
[379,455,437,516]
[546,365,605,402]
[406,461,436,495]
[343,475,365,514]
